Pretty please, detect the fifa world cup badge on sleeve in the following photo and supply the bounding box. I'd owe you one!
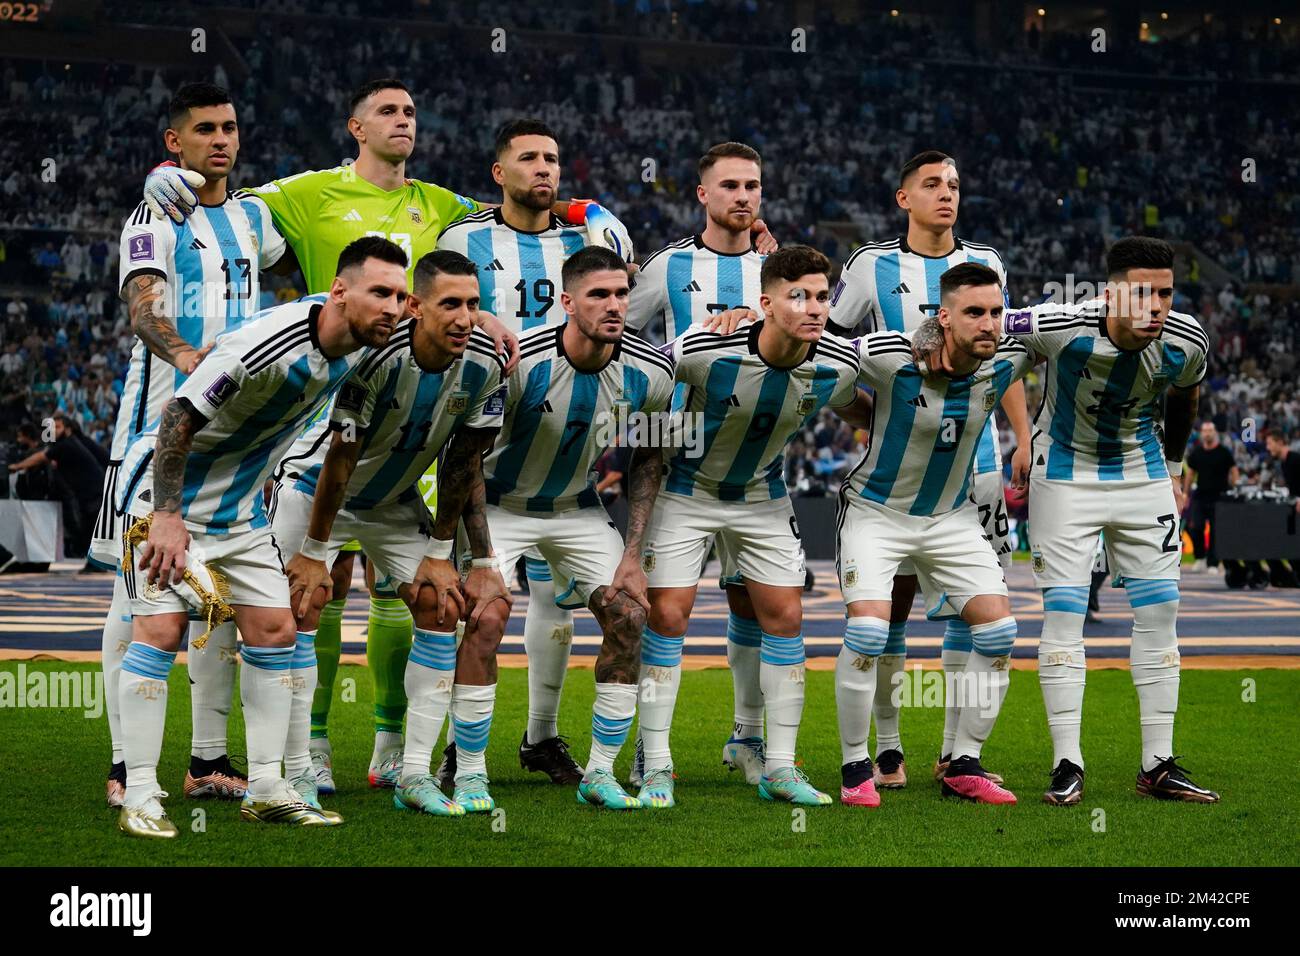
[203,373,240,409]
[128,234,154,261]
[1006,309,1033,335]
[484,387,506,416]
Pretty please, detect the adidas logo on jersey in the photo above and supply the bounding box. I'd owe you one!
[891,282,911,295]
[189,238,206,250]
[721,394,741,407]
[484,259,504,271]
[680,280,702,293]
[534,400,554,413]
[906,394,929,408]
[342,209,363,222]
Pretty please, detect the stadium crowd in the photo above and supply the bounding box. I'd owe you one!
[2,6,1297,554]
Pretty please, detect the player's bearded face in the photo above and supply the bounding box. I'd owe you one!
[700,158,762,235]
[419,274,479,358]
[173,104,239,180]
[567,271,630,344]
[766,276,829,342]
[343,261,407,347]
[1106,269,1173,339]
[942,285,1003,362]
[498,135,560,211]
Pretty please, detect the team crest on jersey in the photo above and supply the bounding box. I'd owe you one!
[983,389,997,412]
[1005,309,1033,335]
[202,372,240,409]
[641,548,656,573]
[797,393,817,417]
[406,206,423,225]
[446,390,470,415]
[1031,551,1046,574]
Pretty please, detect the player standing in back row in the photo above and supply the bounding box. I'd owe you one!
[827,150,1031,789]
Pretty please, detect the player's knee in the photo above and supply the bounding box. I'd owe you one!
[757,604,802,639]
[648,601,688,637]
[969,616,1017,657]
[251,615,297,649]
[470,600,510,644]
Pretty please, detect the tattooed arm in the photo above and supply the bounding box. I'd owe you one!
[140,397,205,586]
[1164,384,1200,514]
[601,444,663,614]
[124,275,209,375]
[285,429,361,620]
[434,427,497,547]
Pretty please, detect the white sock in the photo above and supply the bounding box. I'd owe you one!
[120,641,175,806]
[638,627,683,770]
[759,630,806,773]
[372,730,404,765]
[835,617,888,766]
[588,682,637,772]
[187,620,237,761]
[951,617,1017,760]
[940,619,973,758]
[725,612,763,739]
[523,562,574,744]
[1127,581,1181,772]
[873,620,907,756]
[284,630,317,780]
[1038,588,1089,768]
[451,683,496,779]
[401,627,457,783]
[240,644,295,798]
[102,575,132,765]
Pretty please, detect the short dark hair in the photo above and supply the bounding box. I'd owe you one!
[760,245,831,291]
[349,78,410,115]
[17,422,40,443]
[1106,236,1174,278]
[561,246,629,290]
[939,262,1002,302]
[336,235,408,277]
[413,249,478,296]
[1266,428,1290,444]
[699,142,762,179]
[899,149,954,188]
[494,118,559,158]
[168,82,232,129]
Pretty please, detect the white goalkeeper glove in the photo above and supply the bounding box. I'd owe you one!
[566,200,634,263]
[143,162,207,225]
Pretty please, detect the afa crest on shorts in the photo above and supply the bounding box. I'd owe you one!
[446,390,470,415]
[1032,551,1046,574]
[843,565,858,589]
[641,547,656,573]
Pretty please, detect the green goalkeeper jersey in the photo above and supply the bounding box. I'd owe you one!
[242,165,483,293]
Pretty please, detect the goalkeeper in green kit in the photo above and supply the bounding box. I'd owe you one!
[142,78,633,791]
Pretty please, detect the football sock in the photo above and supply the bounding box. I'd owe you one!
[835,617,888,765]
[951,617,1016,759]
[638,626,683,769]
[1126,580,1181,772]
[451,683,496,779]
[588,681,637,772]
[284,630,317,780]
[522,561,574,744]
[187,620,236,761]
[310,598,345,739]
[760,630,806,773]
[101,574,132,765]
[401,627,457,784]
[940,619,973,759]
[726,612,764,739]
[1038,587,1089,768]
[368,596,412,739]
[873,620,907,756]
[239,644,295,799]
[120,642,175,806]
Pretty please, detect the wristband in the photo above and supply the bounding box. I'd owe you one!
[471,557,500,570]
[1165,460,1183,477]
[563,198,594,225]
[301,536,329,562]
[424,535,455,561]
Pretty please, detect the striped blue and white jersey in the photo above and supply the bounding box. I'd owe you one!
[625,234,764,345]
[280,321,507,511]
[664,322,860,503]
[117,295,365,535]
[112,195,286,459]
[846,330,1034,516]
[484,325,675,514]
[436,208,586,333]
[1004,298,1208,482]
[829,236,1008,476]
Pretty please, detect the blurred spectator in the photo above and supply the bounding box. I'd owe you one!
[8,413,107,558]
[1183,421,1240,573]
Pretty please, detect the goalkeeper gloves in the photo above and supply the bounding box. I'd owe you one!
[143,161,207,225]
[566,200,634,263]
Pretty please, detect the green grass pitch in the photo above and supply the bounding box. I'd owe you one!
[2,662,1296,867]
